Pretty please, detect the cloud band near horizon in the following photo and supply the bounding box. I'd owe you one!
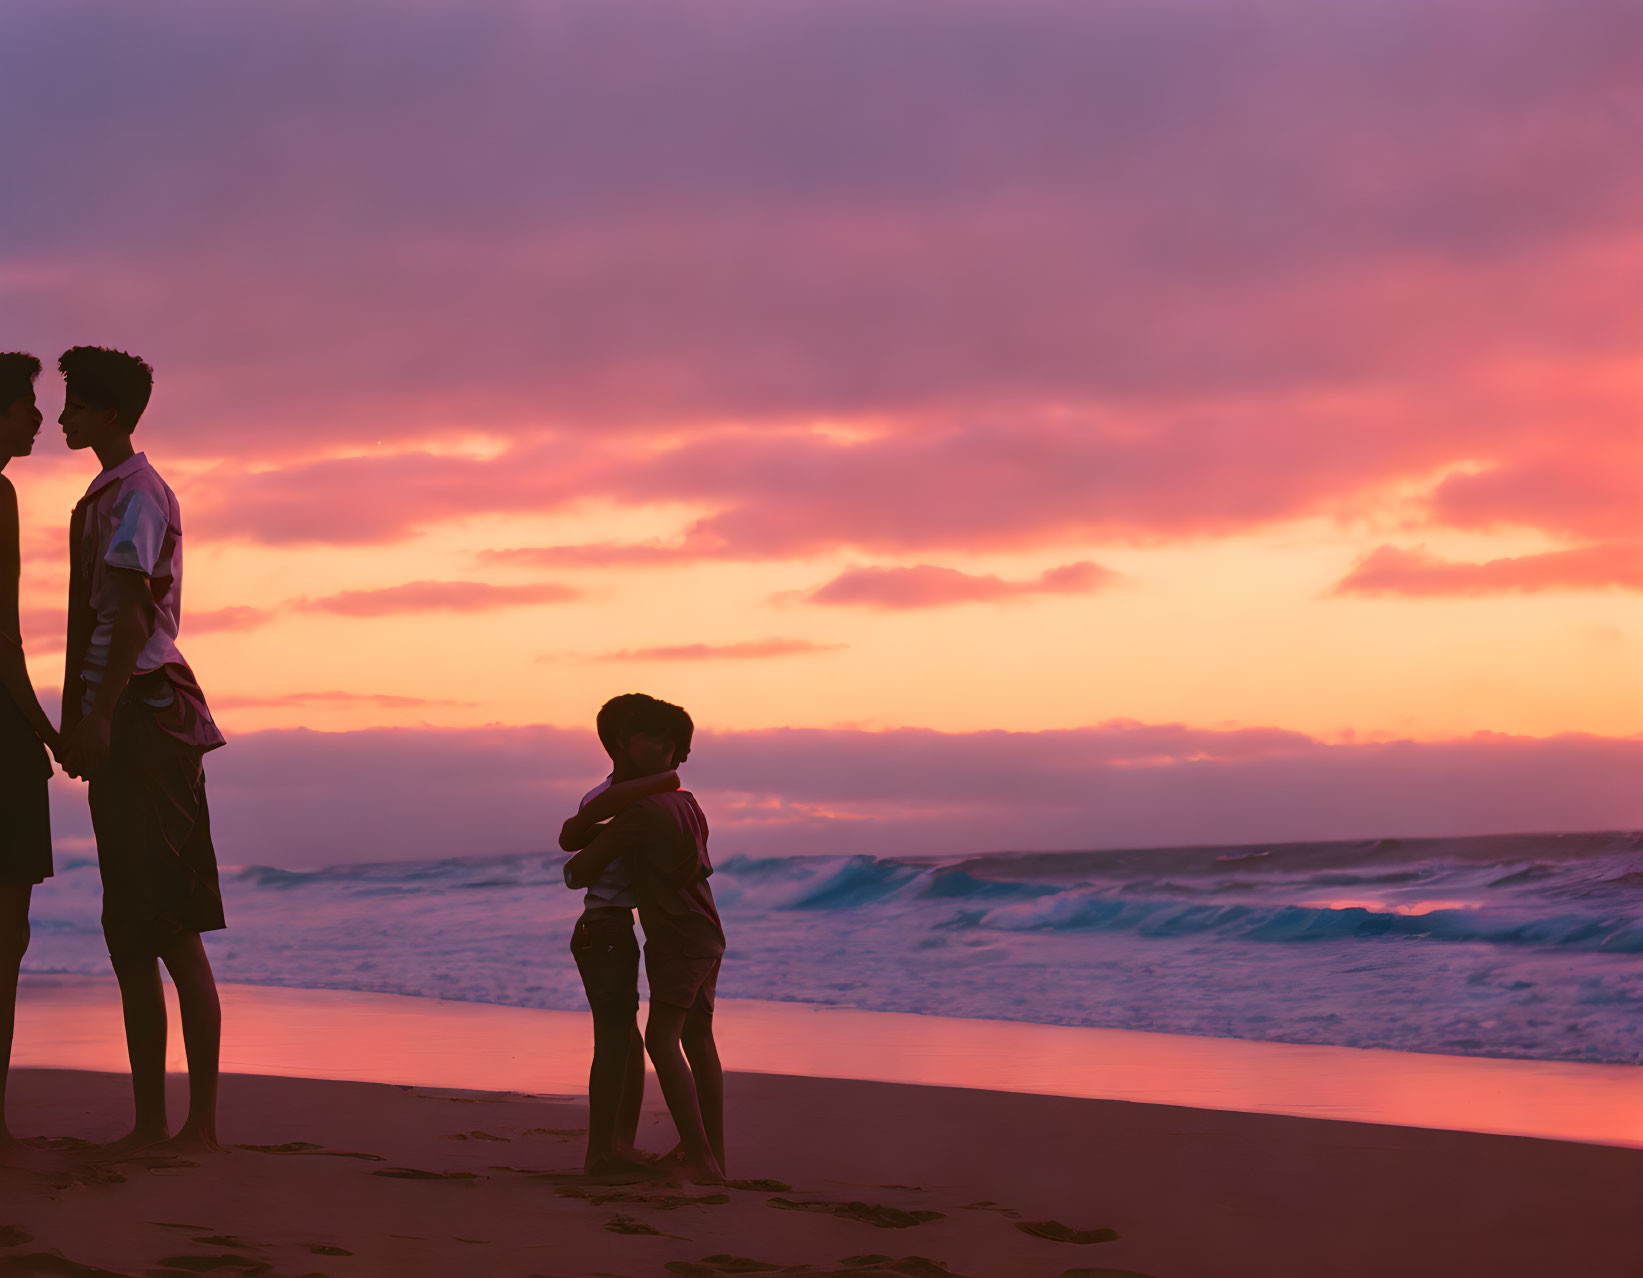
[42,720,1642,868]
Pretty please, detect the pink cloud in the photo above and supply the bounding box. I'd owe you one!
[805,561,1116,609]
[480,542,693,568]
[1427,455,1643,541]
[603,638,845,661]
[44,720,1638,867]
[299,580,579,617]
[1335,542,1643,596]
[189,605,277,634]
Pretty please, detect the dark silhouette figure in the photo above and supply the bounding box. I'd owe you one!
[0,353,61,1164]
[57,346,227,1155]
[567,697,726,1182]
[559,693,683,1173]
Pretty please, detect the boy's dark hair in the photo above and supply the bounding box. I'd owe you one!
[58,346,154,432]
[597,693,694,765]
[0,352,41,412]
[596,693,662,760]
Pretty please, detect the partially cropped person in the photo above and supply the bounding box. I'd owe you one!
[0,352,61,1162]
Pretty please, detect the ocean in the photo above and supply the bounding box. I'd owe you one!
[22,829,1643,1065]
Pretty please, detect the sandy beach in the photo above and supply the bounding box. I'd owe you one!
[5,979,1643,1278]
[4,1066,1642,1278]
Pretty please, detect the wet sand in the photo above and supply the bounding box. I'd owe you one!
[14,975,1643,1146]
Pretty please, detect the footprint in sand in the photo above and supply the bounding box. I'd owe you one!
[0,1252,133,1277]
[522,1127,585,1139]
[371,1167,479,1180]
[765,1198,944,1229]
[603,1214,662,1236]
[556,1186,730,1210]
[69,1164,126,1186]
[723,1178,791,1193]
[305,1246,352,1257]
[121,1155,198,1176]
[440,1130,509,1142]
[186,1237,255,1250]
[666,1256,971,1278]
[958,1201,1022,1219]
[0,1228,33,1248]
[22,1137,97,1153]
[1057,1269,1157,1278]
[1014,1221,1120,1245]
[150,1255,272,1275]
[230,1143,384,1162]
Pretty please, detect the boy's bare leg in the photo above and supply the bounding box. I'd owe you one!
[681,1001,724,1174]
[103,952,170,1154]
[644,1002,722,1182]
[614,1020,646,1159]
[585,1009,635,1171]
[157,931,220,1153]
[0,884,30,1161]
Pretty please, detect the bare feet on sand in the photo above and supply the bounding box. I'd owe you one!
[650,1144,725,1184]
[155,1124,223,1157]
[94,1126,170,1159]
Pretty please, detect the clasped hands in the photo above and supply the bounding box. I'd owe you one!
[53,710,111,781]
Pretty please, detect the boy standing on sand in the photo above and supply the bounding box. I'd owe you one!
[566,697,726,1182]
[0,353,62,1163]
[558,693,684,1174]
[57,346,227,1155]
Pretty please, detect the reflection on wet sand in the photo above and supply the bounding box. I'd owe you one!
[14,973,1643,1147]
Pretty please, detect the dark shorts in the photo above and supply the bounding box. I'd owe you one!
[0,692,51,887]
[571,910,640,1016]
[644,946,720,1014]
[88,694,225,960]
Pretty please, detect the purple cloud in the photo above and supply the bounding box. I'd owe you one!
[40,719,1640,867]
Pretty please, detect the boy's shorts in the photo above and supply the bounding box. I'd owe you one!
[0,691,52,887]
[88,695,226,960]
[571,910,640,1016]
[644,946,720,1014]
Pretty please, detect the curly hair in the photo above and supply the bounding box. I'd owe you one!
[58,345,154,432]
[0,352,41,413]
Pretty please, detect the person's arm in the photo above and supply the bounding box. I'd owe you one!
[558,771,679,852]
[565,801,665,889]
[61,568,153,779]
[0,480,58,752]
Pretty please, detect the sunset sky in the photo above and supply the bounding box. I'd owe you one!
[3,0,1638,864]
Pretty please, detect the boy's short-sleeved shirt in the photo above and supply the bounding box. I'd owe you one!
[569,778,638,911]
[592,792,723,959]
[74,453,224,749]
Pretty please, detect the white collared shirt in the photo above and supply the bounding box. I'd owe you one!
[76,452,195,715]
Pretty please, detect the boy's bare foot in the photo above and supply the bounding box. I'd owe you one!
[157,1124,222,1156]
[96,1126,170,1158]
[585,1153,664,1177]
[684,1155,726,1185]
